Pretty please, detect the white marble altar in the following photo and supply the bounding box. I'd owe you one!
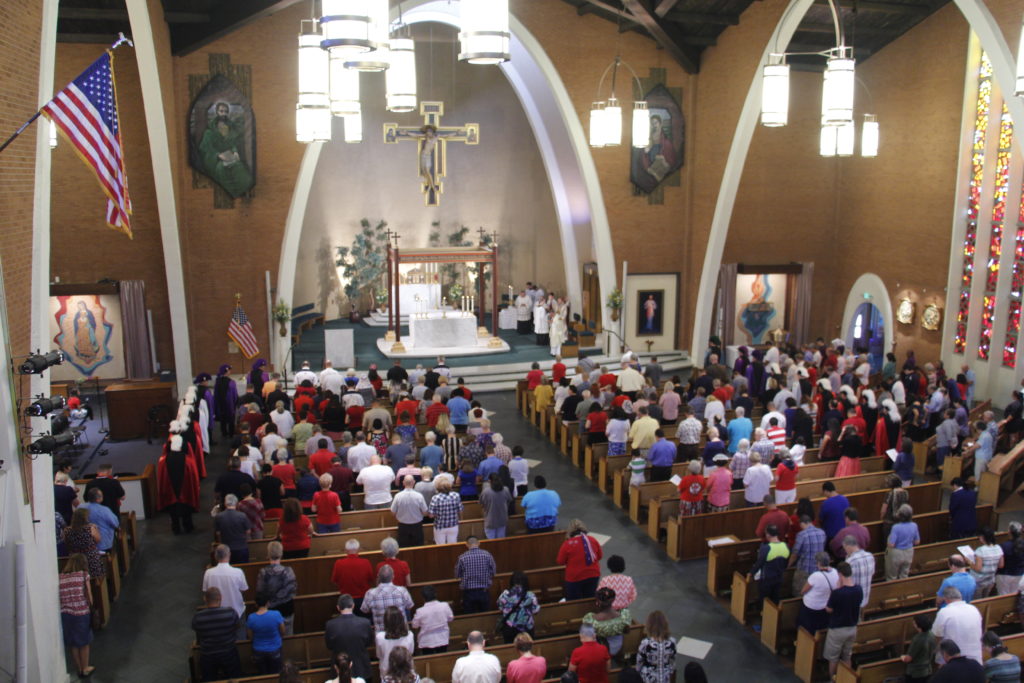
[387,283,442,316]
[408,311,477,349]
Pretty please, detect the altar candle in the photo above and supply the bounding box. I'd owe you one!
[471,295,475,311]
[508,284,513,300]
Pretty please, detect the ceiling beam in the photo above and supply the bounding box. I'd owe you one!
[58,7,209,23]
[679,34,717,46]
[664,9,740,25]
[57,32,120,44]
[794,24,889,39]
[654,0,681,17]
[812,0,931,15]
[170,0,304,55]
[621,0,700,73]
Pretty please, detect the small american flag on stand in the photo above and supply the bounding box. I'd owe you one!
[228,298,260,359]
[41,50,132,237]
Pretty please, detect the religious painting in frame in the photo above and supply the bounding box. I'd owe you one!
[734,273,788,345]
[188,74,256,198]
[630,84,685,194]
[636,290,664,336]
[921,304,942,331]
[49,294,126,380]
[624,274,679,352]
[896,297,915,325]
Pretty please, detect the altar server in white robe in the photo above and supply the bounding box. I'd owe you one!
[534,302,550,346]
[549,304,568,356]
[515,291,533,334]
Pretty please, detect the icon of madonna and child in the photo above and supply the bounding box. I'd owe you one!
[737,274,780,344]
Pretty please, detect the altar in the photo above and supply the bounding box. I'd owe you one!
[408,312,477,348]
[393,283,442,315]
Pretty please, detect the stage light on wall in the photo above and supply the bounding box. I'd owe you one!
[343,113,363,143]
[297,19,331,143]
[861,114,879,157]
[822,48,855,125]
[632,101,650,148]
[458,0,510,65]
[760,54,789,127]
[386,33,417,112]
[25,395,66,417]
[319,0,373,54]
[330,53,361,116]
[343,0,390,72]
[19,350,63,375]
[28,430,74,454]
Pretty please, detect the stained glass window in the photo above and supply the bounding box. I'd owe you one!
[1004,187,1024,366]
[955,53,992,353]
[979,103,1012,360]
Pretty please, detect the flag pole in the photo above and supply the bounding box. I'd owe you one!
[0,34,133,156]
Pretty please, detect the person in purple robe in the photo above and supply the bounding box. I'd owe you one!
[745,349,767,403]
[214,364,239,438]
[248,358,268,405]
[734,346,750,375]
[194,372,216,434]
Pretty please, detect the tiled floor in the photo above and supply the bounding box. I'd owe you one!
[77,390,805,681]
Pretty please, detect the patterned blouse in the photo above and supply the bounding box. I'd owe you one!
[238,497,265,535]
[63,526,105,578]
[59,570,90,616]
[582,609,631,638]
[497,587,541,631]
[637,637,677,683]
[370,431,390,457]
[596,574,637,610]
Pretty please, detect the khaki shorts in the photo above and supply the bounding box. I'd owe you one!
[824,626,857,662]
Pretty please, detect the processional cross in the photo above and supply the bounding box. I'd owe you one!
[383,101,480,207]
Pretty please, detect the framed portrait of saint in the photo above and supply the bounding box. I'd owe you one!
[188,74,256,198]
[630,84,685,194]
[896,298,915,325]
[637,290,664,336]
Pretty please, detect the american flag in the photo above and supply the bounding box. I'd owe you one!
[227,301,260,359]
[41,51,132,237]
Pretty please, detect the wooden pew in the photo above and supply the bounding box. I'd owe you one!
[664,482,942,561]
[979,437,1024,506]
[248,515,529,561]
[711,506,1000,598]
[236,531,567,599]
[793,591,1020,683]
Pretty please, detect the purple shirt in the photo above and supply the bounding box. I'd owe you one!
[648,439,676,467]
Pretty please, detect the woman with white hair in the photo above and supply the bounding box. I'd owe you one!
[704,396,726,431]
[860,389,879,445]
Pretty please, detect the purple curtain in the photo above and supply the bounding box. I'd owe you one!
[792,262,815,345]
[717,263,738,346]
[119,280,153,380]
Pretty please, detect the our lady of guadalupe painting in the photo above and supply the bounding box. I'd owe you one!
[53,296,115,375]
[736,274,784,345]
[630,84,685,194]
[188,74,256,198]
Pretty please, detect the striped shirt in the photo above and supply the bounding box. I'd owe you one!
[59,571,90,616]
[846,549,875,606]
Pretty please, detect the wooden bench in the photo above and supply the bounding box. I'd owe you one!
[263,500,487,539]
[793,591,1019,683]
[236,531,567,598]
[664,482,943,561]
[979,437,1024,506]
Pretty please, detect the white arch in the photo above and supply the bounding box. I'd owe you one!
[840,273,894,355]
[274,0,616,370]
[692,0,1024,363]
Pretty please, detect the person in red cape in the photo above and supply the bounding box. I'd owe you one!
[874,399,903,457]
[157,434,200,534]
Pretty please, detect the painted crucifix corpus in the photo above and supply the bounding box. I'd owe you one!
[383,101,479,207]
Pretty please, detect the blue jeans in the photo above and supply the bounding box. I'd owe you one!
[936,446,951,469]
[485,526,506,539]
[317,522,341,533]
[462,588,490,613]
[253,649,281,674]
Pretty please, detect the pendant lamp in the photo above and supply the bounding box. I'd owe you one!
[459,0,510,65]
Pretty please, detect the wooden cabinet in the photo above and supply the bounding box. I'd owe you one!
[104,381,175,440]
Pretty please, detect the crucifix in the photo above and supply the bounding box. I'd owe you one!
[383,101,480,207]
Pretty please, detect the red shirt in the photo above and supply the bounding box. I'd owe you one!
[458,386,473,401]
[552,363,566,384]
[755,509,791,541]
[240,412,264,434]
[67,396,81,410]
[329,464,354,494]
[313,490,341,525]
[346,405,365,430]
[598,373,617,390]
[426,403,449,427]
[841,416,867,441]
[377,558,411,586]
[775,463,798,491]
[767,426,787,451]
[394,400,419,424]
[278,515,311,551]
[677,474,707,503]
[272,463,297,490]
[611,395,629,409]
[557,534,603,582]
[508,655,549,683]
[309,449,336,476]
[526,369,544,390]
[570,641,610,683]
[713,386,734,404]
[331,554,374,597]
[587,412,608,433]
[293,394,314,416]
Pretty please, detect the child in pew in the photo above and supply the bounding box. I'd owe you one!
[900,613,937,683]
[626,453,647,488]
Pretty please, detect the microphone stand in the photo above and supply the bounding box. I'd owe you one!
[95,376,108,434]
[282,342,299,393]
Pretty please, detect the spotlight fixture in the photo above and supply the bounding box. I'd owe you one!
[19,350,64,375]
[25,395,66,417]
[50,414,70,436]
[28,430,74,454]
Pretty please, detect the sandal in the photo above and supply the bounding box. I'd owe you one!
[80,666,95,677]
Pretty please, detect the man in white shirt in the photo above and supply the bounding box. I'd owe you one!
[931,585,983,664]
[391,475,429,547]
[342,386,365,410]
[319,360,339,389]
[294,360,318,388]
[322,365,346,397]
[514,290,533,334]
[763,342,780,366]
[202,544,248,635]
[743,452,773,506]
[259,423,288,460]
[434,357,452,379]
[451,631,501,683]
[269,402,295,439]
[617,362,645,399]
[760,409,787,431]
[890,379,906,406]
[347,432,376,473]
[411,375,429,401]
[357,455,395,509]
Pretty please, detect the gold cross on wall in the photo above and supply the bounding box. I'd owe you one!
[383,101,479,207]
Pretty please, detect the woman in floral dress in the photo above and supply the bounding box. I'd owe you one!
[637,610,676,683]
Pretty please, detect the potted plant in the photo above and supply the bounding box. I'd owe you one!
[375,288,389,313]
[272,299,291,337]
[606,287,623,321]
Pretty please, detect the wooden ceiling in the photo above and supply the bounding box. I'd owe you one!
[54,0,951,67]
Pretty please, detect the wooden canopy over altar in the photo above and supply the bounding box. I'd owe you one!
[385,243,500,341]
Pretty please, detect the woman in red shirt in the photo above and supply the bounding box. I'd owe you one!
[271,452,298,497]
[311,474,342,533]
[677,460,707,516]
[585,404,608,445]
[773,449,799,503]
[556,519,603,600]
[276,498,313,559]
[376,537,412,586]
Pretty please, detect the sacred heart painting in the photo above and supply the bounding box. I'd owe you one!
[630,83,685,194]
[188,74,256,198]
[53,295,116,375]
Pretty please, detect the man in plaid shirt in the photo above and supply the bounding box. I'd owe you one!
[676,406,703,463]
[789,515,826,595]
[455,536,496,613]
[842,535,875,607]
[751,428,777,465]
[360,564,413,631]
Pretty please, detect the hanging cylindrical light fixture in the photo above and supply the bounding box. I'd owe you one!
[48,120,58,149]
[861,114,879,157]
[459,0,510,65]
[820,123,837,157]
[761,54,790,127]
[836,120,854,156]
[603,96,622,147]
[343,0,390,72]
[589,102,606,147]
[343,113,363,143]
[319,0,373,54]
[329,53,361,116]
[632,101,649,148]
[386,31,417,112]
[822,47,855,125]
[297,20,331,142]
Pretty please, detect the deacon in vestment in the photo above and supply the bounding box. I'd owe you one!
[515,291,533,334]
[213,364,238,438]
[549,307,568,357]
[534,303,550,347]
[157,434,200,534]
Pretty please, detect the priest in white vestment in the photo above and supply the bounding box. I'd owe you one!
[515,291,533,334]
[549,305,568,356]
[533,302,549,346]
